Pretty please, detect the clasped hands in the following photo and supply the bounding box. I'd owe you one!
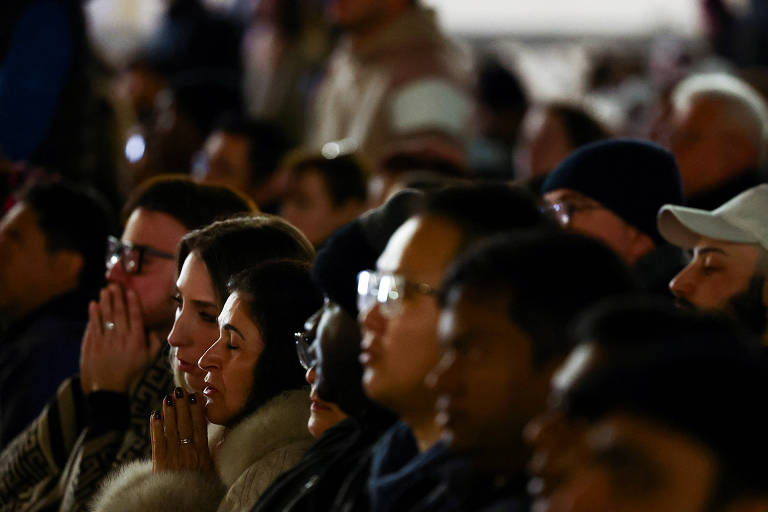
[80,283,162,393]
[151,387,214,473]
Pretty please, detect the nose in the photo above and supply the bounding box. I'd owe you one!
[669,263,695,300]
[105,258,130,286]
[360,301,386,334]
[198,336,223,372]
[167,308,185,348]
[306,366,316,386]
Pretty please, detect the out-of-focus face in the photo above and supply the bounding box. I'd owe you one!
[544,189,647,264]
[542,413,718,512]
[522,107,573,178]
[670,237,761,310]
[430,289,550,469]
[0,203,70,321]
[526,344,603,507]
[194,131,252,196]
[280,168,360,246]
[360,215,462,417]
[168,252,219,392]
[105,208,187,332]
[669,97,733,197]
[326,0,393,30]
[199,292,265,426]
[302,305,350,438]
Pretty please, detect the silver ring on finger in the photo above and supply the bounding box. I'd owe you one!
[180,438,193,445]
[104,321,116,331]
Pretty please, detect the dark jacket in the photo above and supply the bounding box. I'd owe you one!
[250,408,395,512]
[632,243,687,298]
[0,289,92,446]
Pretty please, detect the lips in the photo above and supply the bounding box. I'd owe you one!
[359,334,379,366]
[176,358,197,373]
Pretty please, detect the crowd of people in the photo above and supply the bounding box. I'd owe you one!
[2,0,768,511]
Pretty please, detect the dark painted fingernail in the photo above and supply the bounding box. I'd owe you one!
[174,387,184,398]
[165,395,174,406]
[189,393,197,404]
[152,410,161,420]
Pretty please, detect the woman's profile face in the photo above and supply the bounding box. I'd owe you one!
[198,291,265,426]
[167,252,220,392]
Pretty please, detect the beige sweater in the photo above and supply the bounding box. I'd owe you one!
[91,390,313,512]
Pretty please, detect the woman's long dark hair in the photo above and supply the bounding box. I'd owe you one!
[225,259,322,426]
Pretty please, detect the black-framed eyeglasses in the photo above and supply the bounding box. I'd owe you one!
[356,270,437,319]
[106,235,175,275]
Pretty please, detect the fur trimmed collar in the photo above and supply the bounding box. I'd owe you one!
[213,389,311,486]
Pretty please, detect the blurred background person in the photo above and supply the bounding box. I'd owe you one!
[663,72,768,209]
[306,0,474,167]
[0,180,114,445]
[279,151,368,248]
[192,115,292,213]
[516,102,611,194]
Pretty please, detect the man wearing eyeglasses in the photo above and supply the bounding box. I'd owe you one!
[347,183,553,511]
[541,139,686,295]
[0,177,253,512]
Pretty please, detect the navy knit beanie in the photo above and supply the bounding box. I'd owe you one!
[541,139,684,244]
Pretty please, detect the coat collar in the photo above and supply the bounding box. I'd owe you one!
[213,389,311,486]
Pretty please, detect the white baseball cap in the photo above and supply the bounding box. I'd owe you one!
[658,184,768,251]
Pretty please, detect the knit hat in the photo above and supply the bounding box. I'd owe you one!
[658,184,768,251]
[542,139,684,244]
[312,189,423,317]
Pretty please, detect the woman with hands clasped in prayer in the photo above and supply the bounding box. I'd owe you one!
[93,258,322,512]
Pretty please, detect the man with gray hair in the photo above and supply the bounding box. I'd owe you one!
[667,72,768,209]
[658,184,768,340]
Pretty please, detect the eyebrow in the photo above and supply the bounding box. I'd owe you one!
[222,324,245,340]
[694,247,728,257]
[190,299,217,309]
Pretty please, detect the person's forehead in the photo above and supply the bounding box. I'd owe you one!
[544,189,599,206]
[693,236,761,259]
[122,208,188,254]
[590,413,715,467]
[376,215,462,279]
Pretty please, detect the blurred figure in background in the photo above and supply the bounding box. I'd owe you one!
[126,73,242,189]
[306,0,474,167]
[280,152,367,247]
[192,115,292,213]
[0,180,114,445]
[665,72,768,209]
[242,0,333,144]
[0,0,120,209]
[516,102,610,194]
[368,145,468,208]
[468,55,529,181]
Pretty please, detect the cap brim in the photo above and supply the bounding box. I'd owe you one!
[658,205,759,249]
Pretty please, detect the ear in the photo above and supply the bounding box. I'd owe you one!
[626,228,656,265]
[51,249,84,289]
